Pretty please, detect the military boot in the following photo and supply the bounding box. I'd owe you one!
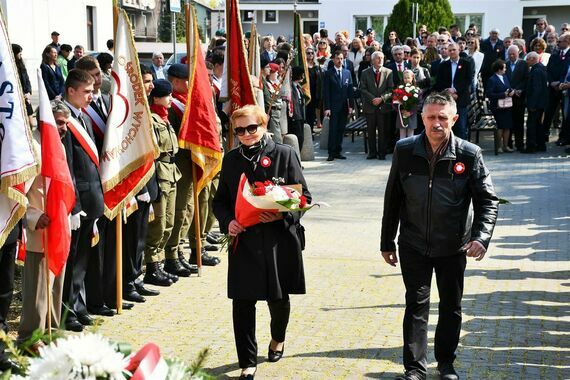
[158,262,179,283]
[178,253,199,274]
[164,258,191,277]
[143,262,173,287]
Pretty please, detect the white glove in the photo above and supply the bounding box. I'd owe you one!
[136,192,151,203]
[70,211,87,231]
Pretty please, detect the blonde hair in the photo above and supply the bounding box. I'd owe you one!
[230,105,269,129]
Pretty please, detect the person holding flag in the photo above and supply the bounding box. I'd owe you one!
[61,69,104,332]
[18,98,75,342]
[165,63,220,268]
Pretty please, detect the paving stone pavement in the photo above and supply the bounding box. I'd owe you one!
[98,135,570,379]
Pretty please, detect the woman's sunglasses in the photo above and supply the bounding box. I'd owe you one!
[234,124,260,136]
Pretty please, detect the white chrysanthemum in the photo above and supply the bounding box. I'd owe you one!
[403,96,409,101]
[268,186,291,202]
[413,93,419,98]
[27,333,125,380]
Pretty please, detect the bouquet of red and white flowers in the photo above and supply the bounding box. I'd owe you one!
[392,84,420,127]
[235,173,317,228]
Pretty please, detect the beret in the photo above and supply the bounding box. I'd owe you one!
[150,79,172,98]
[366,28,374,35]
[260,57,270,69]
[167,63,188,79]
[269,63,280,73]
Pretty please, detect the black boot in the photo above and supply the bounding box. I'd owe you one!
[190,248,221,266]
[158,263,179,283]
[164,258,191,277]
[178,253,199,274]
[143,262,173,287]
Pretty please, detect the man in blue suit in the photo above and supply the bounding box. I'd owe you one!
[324,50,354,161]
[523,52,549,153]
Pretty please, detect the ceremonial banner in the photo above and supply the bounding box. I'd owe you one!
[0,10,38,247]
[101,8,158,219]
[293,12,311,104]
[179,4,222,193]
[248,23,265,110]
[220,0,256,112]
[37,69,75,276]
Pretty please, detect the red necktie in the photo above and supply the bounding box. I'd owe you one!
[375,70,380,85]
[398,63,402,72]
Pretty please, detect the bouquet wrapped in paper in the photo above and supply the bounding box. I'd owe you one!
[391,84,420,127]
[235,173,317,228]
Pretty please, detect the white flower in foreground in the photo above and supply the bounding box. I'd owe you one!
[413,93,419,98]
[26,333,125,380]
[268,186,291,202]
[403,96,409,101]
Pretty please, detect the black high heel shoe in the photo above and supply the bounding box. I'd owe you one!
[239,368,256,379]
[268,343,284,362]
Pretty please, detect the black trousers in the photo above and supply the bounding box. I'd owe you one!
[327,110,348,156]
[399,246,466,375]
[288,119,305,152]
[103,203,150,303]
[543,88,563,137]
[365,110,389,156]
[526,109,545,150]
[0,242,16,333]
[63,218,96,320]
[86,217,115,310]
[233,296,290,368]
[510,96,526,150]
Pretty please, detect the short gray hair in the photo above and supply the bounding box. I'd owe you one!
[50,99,71,117]
[391,45,404,54]
[152,51,164,59]
[525,51,539,60]
[371,51,384,60]
[507,45,520,54]
[423,92,457,115]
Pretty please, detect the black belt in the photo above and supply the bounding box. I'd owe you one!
[157,154,175,164]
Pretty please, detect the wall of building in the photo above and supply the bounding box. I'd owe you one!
[243,10,297,40]
[1,0,113,91]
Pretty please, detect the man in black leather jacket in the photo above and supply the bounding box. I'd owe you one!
[380,92,499,380]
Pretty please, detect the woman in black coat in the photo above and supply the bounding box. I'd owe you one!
[40,45,64,100]
[213,105,311,379]
[12,44,33,118]
[486,59,514,152]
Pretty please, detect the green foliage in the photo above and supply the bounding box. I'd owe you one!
[385,0,455,42]
[158,7,187,43]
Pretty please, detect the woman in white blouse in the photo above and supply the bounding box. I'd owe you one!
[467,37,485,88]
[347,38,365,75]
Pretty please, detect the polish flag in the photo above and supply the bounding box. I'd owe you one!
[37,69,75,276]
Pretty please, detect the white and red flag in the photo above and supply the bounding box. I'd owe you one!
[100,8,158,219]
[0,11,38,247]
[37,69,75,276]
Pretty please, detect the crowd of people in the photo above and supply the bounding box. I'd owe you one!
[0,15,569,380]
[248,19,570,158]
[1,30,227,369]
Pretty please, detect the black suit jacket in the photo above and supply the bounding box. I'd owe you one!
[430,58,445,77]
[385,60,412,86]
[546,49,570,84]
[40,63,64,100]
[480,38,505,78]
[434,58,473,107]
[526,63,549,110]
[327,59,357,86]
[64,112,105,219]
[323,67,354,113]
[506,59,528,93]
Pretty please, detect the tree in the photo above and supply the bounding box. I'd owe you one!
[158,5,187,42]
[384,0,454,43]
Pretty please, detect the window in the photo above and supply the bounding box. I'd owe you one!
[242,10,255,23]
[454,14,484,34]
[353,15,389,41]
[355,16,367,34]
[264,10,278,24]
[86,6,94,51]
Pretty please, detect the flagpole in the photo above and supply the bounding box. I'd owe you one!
[226,0,234,150]
[186,0,203,276]
[42,177,52,342]
[113,0,123,315]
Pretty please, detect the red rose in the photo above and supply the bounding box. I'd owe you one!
[254,181,265,188]
[299,195,307,208]
[253,187,266,196]
[264,180,273,186]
